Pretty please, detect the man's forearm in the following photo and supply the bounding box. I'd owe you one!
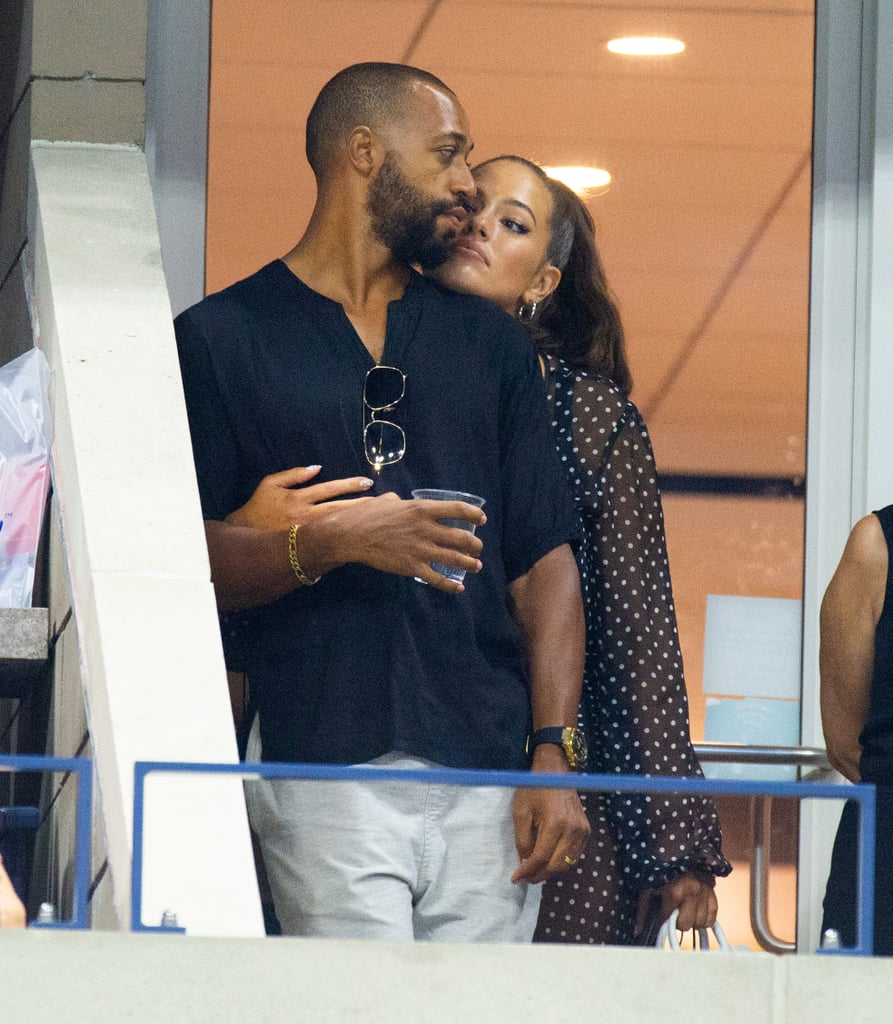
[205,516,347,612]
[205,520,298,612]
[508,543,590,883]
[206,492,488,611]
[509,543,584,769]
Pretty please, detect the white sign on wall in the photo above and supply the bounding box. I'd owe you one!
[702,595,803,780]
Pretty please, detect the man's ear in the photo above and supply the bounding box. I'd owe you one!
[347,126,381,177]
[522,264,561,307]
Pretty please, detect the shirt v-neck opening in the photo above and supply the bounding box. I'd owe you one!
[270,259,425,369]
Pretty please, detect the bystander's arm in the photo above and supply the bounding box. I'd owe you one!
[820,514,887,782]
[508,543,590,883]
[0,855,25,928]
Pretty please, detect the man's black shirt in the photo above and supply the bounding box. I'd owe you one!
[175,261,579,769]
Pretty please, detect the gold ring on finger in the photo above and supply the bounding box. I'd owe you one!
[563,855,578,866]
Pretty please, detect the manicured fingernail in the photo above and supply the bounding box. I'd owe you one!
[359,478,374,488]
[308,465,321,471]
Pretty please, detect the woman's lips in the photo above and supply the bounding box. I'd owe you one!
[452,239,488,265]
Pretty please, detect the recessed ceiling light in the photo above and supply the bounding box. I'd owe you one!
[607,36,685,56]
[543,165,612,194]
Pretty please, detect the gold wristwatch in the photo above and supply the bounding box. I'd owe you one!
[526,726,588,771]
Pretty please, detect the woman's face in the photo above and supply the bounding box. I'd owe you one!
[435,159,560,316]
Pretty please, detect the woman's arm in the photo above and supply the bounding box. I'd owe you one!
[565,376,730,900]
[820,514,887,782]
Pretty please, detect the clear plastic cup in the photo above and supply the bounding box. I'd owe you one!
[410,489,486,583]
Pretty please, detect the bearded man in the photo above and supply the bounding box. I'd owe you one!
[175,62,588,942]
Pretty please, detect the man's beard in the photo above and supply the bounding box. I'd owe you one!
[367,153,456,270]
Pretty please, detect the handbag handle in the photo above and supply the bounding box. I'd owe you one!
[655,909,733,951]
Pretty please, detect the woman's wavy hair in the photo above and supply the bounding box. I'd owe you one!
[473,156,632,395]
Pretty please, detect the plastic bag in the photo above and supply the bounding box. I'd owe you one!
[0,348,52,607]
[655,908,734,951]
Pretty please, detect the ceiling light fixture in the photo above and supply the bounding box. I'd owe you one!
[543,165,612,195]
[607,36,685,56]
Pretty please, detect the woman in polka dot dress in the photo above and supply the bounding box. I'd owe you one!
[435,156,732,944]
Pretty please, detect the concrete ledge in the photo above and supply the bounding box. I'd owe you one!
[1,930,892,1024]
[0,607,48,697]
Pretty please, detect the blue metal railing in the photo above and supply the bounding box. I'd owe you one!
[131,760,875,954]
[0,754,93,929]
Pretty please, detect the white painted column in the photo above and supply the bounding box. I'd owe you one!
[863,4,893,511]
[800,0,889,952]
[28,142,264,936]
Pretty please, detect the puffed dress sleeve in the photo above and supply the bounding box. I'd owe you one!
[547,356,731,887]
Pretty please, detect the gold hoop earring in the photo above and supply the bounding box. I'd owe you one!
[517,301,537,325]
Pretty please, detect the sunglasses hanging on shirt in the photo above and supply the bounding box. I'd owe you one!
[363,364,406,473]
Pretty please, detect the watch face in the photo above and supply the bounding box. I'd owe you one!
[564,727,588,770]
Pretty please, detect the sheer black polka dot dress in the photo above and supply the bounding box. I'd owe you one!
[533,354,731,946]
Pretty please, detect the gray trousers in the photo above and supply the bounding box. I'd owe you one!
[245,717,541,942]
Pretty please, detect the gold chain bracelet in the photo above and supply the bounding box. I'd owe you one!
[287,523,321,587]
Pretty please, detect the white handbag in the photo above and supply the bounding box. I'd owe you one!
[655,908,733,951]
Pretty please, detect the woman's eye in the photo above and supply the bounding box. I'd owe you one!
[437,148,457,162]
[503,219,529,234]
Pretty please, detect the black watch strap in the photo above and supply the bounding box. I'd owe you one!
[529,727,566,749]
[527,726,588,770]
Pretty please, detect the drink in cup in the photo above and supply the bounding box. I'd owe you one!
[410,489,486,584]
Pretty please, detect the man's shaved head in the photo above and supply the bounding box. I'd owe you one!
[306,62,456,179]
